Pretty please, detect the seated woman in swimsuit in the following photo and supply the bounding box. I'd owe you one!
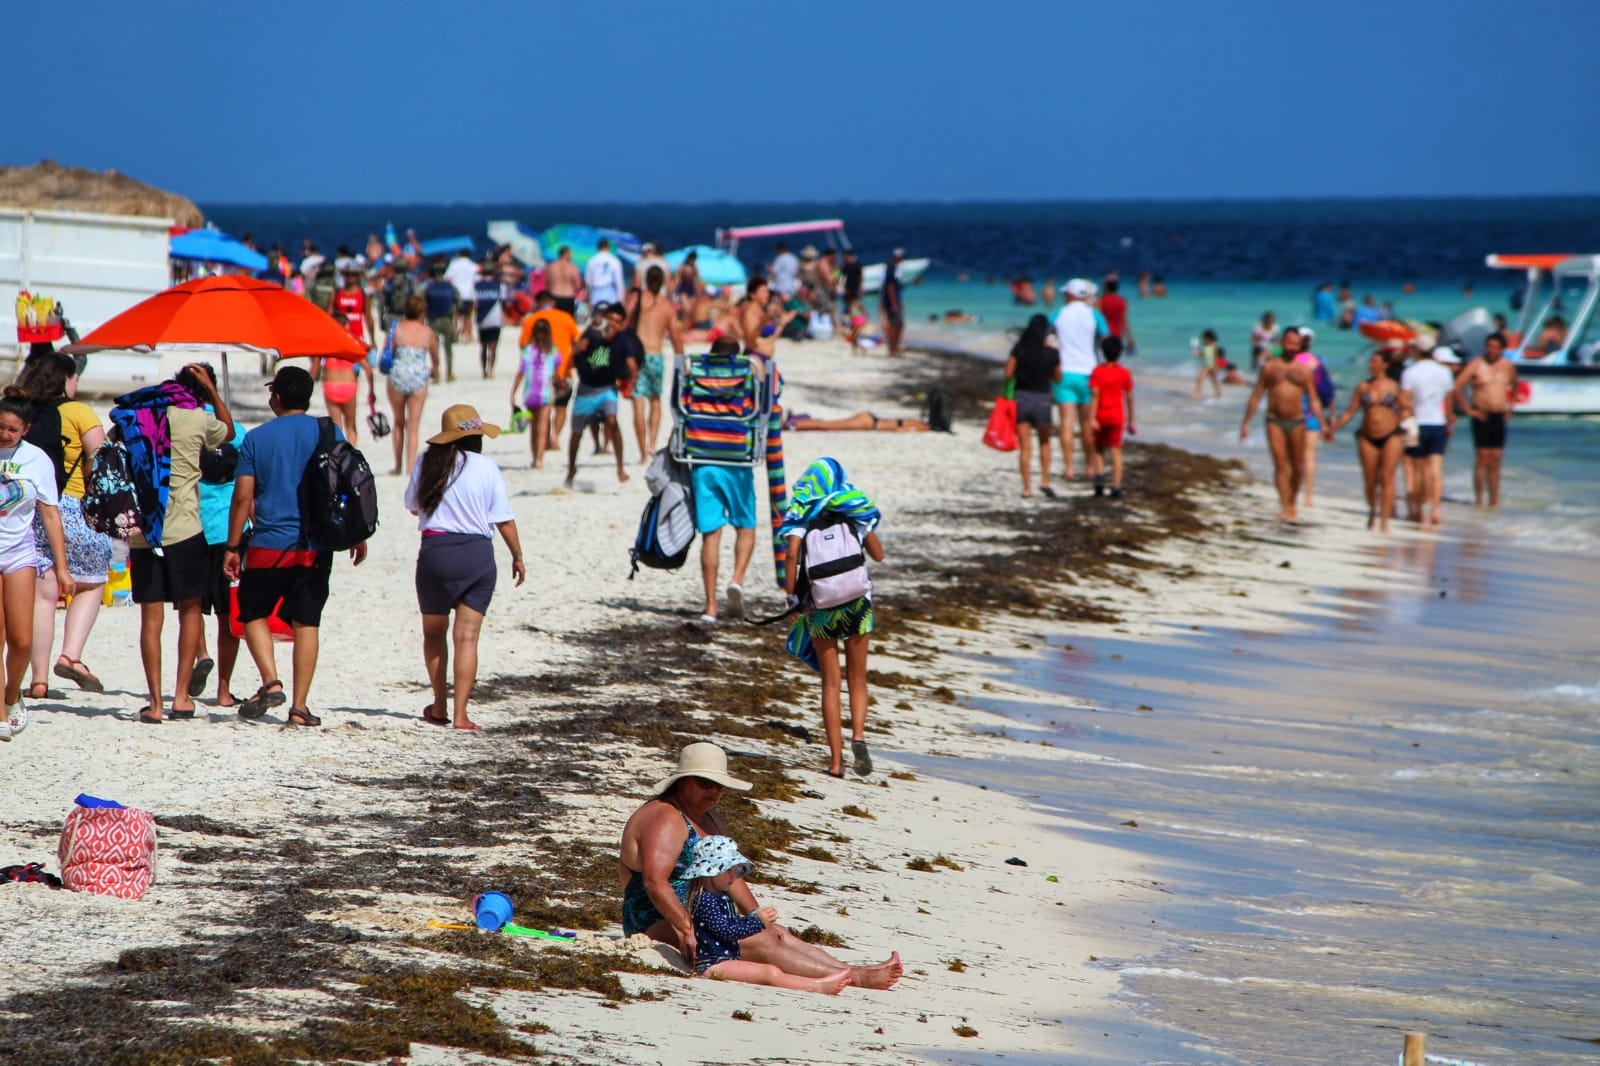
[783,411,930,432]
[619,743,902,989]
[311,332,375,447]
[1330,350,1412,532]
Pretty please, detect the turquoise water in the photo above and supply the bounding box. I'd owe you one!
[902,280,1600,554]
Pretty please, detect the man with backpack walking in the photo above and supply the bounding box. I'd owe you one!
[222,366,372,727]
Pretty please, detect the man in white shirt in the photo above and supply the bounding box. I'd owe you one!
[584,239,625,308]
[769,242,801,298]
[1052,278,1100,481]
[445,252,480,343]
[633,242,670,296]
[1399,335,1457,526]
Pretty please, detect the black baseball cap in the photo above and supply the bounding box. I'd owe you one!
[266,365,314,409]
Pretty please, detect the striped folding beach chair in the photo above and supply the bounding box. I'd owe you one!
[670,352,775,468]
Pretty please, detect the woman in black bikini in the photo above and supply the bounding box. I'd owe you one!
[1331,351,1412,532]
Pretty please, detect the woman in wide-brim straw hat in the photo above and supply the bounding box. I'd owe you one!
[617,742,903,989]
[404,404,525,730]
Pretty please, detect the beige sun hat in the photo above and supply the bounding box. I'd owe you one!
[651,742,753,794]
[428,403,502,445]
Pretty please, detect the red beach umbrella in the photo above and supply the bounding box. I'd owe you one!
[69,274,366,361]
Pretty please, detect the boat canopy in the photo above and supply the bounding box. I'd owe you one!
[1486,253,1576,272]
[722,219,846,241]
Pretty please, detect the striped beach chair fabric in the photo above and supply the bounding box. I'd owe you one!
[671,353,774,467]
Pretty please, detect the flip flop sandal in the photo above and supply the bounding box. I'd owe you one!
[452,721,482,731]
[26,682,50,700]
[287,708,322,728]
[422,706,449,726]
[53,658,104,693]
[138,710,162,725]
[188,658,215,698]
[169,708,196,721]
[852,740,874,777]
[238,682,286,721]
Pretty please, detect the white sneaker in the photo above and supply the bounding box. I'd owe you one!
[6,699,25,738]
[725,584,745,620]
[0,719,10,741]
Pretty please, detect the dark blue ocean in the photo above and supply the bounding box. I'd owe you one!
[202,198,1600,286]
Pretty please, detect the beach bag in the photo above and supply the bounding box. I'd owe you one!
[1313,359,1337,410]
[923,388,955,433]
[22,398,70,492]
[796,511,871,610]
[298,418,379,551]
[58,802,157,900]
[81,435,143,539]
[982,383,1019,453]
[630,448,695,578]
[378,322,397,375]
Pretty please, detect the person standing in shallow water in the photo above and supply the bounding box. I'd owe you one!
[406,404,524,731]
[1453,332,1519,509]
[1239,331,1331,522]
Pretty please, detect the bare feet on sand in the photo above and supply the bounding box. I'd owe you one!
[617,470,630,483]
[813,967,852,995]
[852,952,904,990]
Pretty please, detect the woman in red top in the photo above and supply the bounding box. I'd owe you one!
[315,268,377,445]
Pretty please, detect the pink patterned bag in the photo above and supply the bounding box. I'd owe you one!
[58,803,157,900]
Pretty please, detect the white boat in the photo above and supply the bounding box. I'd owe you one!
[1485,253,1600,415]
[716,219,929,296]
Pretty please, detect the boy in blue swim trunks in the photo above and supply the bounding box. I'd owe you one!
[564,308,635,488]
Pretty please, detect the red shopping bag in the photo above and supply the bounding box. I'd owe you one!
[982,389,1019,453]
[59,803,157,900]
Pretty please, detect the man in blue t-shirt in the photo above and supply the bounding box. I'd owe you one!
[423,260,460,381]
[223,366,367,726]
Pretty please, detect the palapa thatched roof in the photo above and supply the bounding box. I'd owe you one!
[0,159,203,228]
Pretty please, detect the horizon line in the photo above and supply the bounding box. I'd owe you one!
[196,192,1600,209]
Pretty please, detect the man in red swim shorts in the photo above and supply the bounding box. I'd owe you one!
[1088,335,1135,499]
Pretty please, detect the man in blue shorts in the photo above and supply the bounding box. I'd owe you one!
[564,305,635,487]
[690,337,757,623]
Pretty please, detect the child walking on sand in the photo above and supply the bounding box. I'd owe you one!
[779,458,885,778]
[509,319,560,469]
[1089,336,1136,498]
[684,836,851,995]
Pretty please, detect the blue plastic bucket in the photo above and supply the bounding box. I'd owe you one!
[472,891,514,931]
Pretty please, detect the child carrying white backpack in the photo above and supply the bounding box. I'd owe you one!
[779,458,884,779]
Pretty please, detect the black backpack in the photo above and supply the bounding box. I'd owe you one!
[22,399,72,492]
[923,388,955,433]
[298,418,378,550]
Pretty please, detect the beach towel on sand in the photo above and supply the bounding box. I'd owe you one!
[109,382,200,549]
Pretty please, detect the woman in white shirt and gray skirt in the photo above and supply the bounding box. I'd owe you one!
[404,403,525,731]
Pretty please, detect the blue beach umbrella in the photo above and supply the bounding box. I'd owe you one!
[667,245,747,288]
[418,235,476,258]
[538,223,643,269]
[168,229,268,272]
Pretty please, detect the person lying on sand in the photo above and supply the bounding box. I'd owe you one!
[618,743,903,988]
[783,412,930,432]
[683,836,851,994]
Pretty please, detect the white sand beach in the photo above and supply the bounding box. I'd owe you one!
[0,334,1447,1064]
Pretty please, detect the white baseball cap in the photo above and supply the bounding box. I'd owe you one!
[1064,278,1094,299]
[1434,346,1461,364]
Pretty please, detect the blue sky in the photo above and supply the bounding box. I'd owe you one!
[13,0,1599,203]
